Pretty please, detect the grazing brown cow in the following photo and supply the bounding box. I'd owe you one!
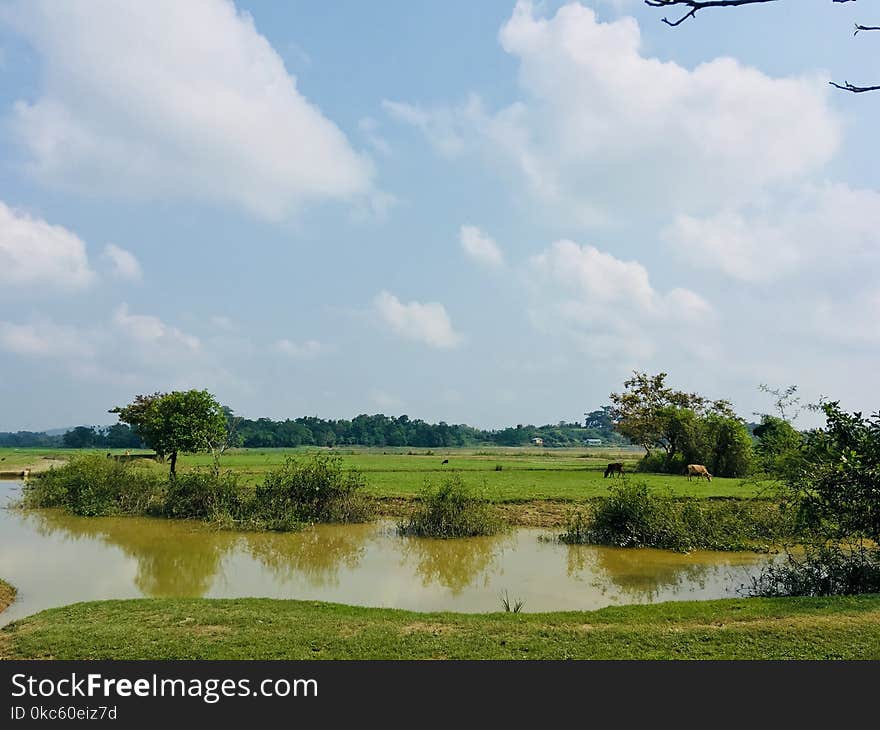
[604,462,624,478]
[686,464,712,482]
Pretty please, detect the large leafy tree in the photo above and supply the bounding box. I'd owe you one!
[110,390,228,476]
[609,371,735,459]
[791,401,880,541]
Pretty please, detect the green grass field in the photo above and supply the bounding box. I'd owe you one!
[0,579,15,615]
[2,594,878,659]
[1,446,775,501]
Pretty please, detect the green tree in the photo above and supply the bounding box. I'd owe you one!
[110,390,228,476]
[790,401,880,541]
[609,371,735,458]
[63,426,100,449]
[104,423,141,449]
[753,415,803,476]
[702,414,754,478]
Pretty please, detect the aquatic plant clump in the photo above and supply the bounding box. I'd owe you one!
[22,453,373,530]
[558,481,789,552]
[22,454,165,517]
[253,453,374,525]
[749,542,880,597]
[398,473,505,538]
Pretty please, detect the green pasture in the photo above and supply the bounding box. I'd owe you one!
[1,446,774,501]
[2,594,878,660]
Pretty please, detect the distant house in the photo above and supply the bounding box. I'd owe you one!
[530,437,544,446]
[585,438,602,446]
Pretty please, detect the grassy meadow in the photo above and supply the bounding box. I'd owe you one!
[2,594,878,660]
[0,579,15,614]
[1,446,774,501]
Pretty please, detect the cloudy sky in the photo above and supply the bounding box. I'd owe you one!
[1,0,878,431]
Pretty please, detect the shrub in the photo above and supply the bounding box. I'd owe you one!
[163,469,244,522]
[253,453,373,526]
[558,481,788,552]
[754,415,804,477]
[785,402,880,542]
[398,473,504,538]
[636,451,683,474]
[23,455,163,517]
[703,415,754,477]
[748,542,880,597]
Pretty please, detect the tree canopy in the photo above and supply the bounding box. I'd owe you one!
[110,390,228,476]
[790,401,880,541]
[609,371,751,476]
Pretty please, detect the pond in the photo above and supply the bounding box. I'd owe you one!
[0,482,774,625]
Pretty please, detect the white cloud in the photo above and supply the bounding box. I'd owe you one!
[113,303,200,351]
[459,225,504,268]
[526,240,713,360]
[359,117,391,156]
[102,243,142,281]
[374,290,462,349]
[209,315,236,331]
[383,98,477,158]
[6,0,377,220]
[664,183,880,283]
[0,201,95,290]
[0,319,94,359]
[369,389,403,410]
[274,338,326,359]
[387,2,839,224]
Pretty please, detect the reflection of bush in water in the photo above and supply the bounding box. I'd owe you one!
[243,526,369,588]
[24,510,232,597]
[564,544,762,601]
[400,533,511,594]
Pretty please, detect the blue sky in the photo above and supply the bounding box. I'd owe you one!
[1,0,878,431]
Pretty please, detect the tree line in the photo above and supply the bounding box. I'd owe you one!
[1,410,627,450]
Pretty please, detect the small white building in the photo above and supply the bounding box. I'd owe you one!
[531,437,544,446]
[585,438,602,446]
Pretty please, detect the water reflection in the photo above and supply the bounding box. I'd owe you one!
[565,543,767,601]
[242,527,368,588]
[398,532,513,594]
[25,509,233,597]
[0,482,775,624]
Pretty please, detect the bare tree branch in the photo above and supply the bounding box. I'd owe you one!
[646,0,879,94]
[644,0,780,27]
[829,80,880,93]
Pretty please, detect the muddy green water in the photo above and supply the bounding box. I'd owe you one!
[0,482,774,624]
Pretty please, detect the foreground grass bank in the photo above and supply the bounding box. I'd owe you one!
[0,579,15,614]
[2,595,879,659]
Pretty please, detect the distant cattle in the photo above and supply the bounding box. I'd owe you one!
[604,462,624,478]
[686,464,712,482]
[441,459,449,465]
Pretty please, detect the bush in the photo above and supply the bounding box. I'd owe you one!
[22,452,372,531]
[633,413,754,477]
[23,455,164,517]
[559,481,788,552]
[398,473,504,538]
[754,415,804,477]
[163,470,244,522]
[703,415,754,477]
[636,451,684,474]
[749,542,880,597]
[786,402,880,541]
[252,453,373,526]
